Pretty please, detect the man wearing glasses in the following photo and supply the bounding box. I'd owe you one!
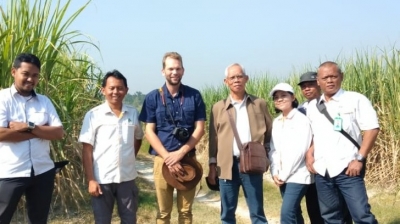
[207,63,272,224]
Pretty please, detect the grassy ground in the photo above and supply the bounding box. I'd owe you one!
[11,141,400,223]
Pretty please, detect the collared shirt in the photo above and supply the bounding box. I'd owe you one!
[269,109,313,184]
[78,102,144,184]
[139,84,206,155]
[0,84,63,178]
[307,89,379,177]
[208,94,273,180]
[230,96,251,157]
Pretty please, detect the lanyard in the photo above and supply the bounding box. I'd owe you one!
[158,87,184,126]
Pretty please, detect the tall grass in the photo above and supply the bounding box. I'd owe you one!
[0,0,103,216]
[199,48,400,186]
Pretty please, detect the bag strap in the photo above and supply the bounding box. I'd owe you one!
[226,109,243,150]
[316,97,360,149]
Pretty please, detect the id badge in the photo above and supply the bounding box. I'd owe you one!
[333,114,342,131]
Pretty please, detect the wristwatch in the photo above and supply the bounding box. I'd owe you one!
[27,121,35,132]
[356,153,365,162]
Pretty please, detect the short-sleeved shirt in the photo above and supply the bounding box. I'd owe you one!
[139,84,206,155]
[0,84,63,178]
[78,102,144,184]
[307,89,379,177]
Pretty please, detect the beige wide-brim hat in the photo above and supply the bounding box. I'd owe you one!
[162,156,203,191]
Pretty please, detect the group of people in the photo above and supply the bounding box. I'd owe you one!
[0,52,379,224]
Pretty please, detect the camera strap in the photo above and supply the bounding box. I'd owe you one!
[159,87,184,127]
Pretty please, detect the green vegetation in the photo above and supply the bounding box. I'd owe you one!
[200,49,400,187]
[1,0,400,222]
[0,0,103,213]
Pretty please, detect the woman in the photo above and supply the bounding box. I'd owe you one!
[268,82,313,224]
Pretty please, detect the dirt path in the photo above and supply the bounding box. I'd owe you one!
[136,158,280,223]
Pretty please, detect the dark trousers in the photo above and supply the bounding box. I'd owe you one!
[305,182,353,224]
[0,168,55,224]
[305,183,325,224]
[91,180,139,224]
[315,168,377,224]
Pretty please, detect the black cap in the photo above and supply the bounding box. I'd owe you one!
[298,72,317,85]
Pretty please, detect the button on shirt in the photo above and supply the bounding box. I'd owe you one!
[78,103,144,184]
[139,84,206,155]
[231,96,251,157]
[307,89,379,177]
[269,109,313,184]
[0,85,63,178]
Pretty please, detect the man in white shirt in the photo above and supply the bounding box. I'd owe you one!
[306,62,379,223]
[299,71,353,224]
[79,70,143,223]
[0,53,64,223]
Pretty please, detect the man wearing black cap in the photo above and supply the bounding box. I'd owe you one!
[298,71,353,224]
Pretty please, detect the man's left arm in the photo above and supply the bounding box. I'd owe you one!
[346,128,379,176]
[346,94,380,176]
[134,118,144,156]
[262,100,273,151]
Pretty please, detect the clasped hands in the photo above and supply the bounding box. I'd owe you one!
[164,149,186,175]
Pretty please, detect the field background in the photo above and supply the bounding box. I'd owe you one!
[1,0,400,223]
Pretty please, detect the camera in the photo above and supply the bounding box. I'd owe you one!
[172,127,190,141]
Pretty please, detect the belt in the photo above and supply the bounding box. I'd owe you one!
[233,156,240,162]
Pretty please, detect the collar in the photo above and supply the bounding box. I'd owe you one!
[11,84,37,97]
[277,108,297,121]
[320,88,344,103]
[162,83,184,98]
[224,93,255,110]
[100,101,129,115]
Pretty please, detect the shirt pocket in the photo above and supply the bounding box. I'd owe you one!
[156,108,168,128]
[123,124,136,144]
[182,104,195,124]
[339,107,355,132]
[27,111,48,125]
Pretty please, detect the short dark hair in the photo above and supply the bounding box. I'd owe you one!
[318,61,343,74]
[13,53,41,71]
[102,69,128,88]
[274,92,299,113]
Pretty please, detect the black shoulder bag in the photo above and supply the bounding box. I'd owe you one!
[315,97,360,150]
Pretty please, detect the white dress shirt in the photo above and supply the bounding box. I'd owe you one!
[0,85,63,178]
[231,96,251,157]
[307,89,379,177]
[269,109,313,184]
[79,102,144,184]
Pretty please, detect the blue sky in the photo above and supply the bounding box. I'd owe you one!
[67,1,399,93]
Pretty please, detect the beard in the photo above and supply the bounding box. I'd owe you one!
[166,77,181,86]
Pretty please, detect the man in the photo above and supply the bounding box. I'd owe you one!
[139,52,206,224]
[207,63,272,224]
[306,62,379,223]
[299,71,353,224]
[0,53,64,223]
[79,70,143,223]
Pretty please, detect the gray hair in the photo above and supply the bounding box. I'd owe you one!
[224,63,247,77]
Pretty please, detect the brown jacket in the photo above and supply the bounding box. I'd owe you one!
[208,94,272,179]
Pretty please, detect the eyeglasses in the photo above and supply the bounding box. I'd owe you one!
[319,75,339,82]
[227,75,245,82]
